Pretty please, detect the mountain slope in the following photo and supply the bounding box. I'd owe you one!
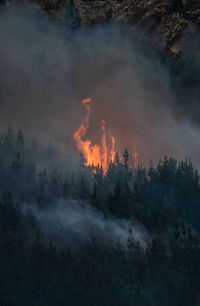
[1,0,200,55]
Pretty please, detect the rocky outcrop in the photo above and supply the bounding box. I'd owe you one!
[73,0,200,55]
[1,0,200,55]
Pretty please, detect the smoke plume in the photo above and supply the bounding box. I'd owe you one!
[1,4,200,167]
[22,199,149,249]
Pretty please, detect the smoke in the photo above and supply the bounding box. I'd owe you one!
[1,4,200,167]
[22,199,149,249]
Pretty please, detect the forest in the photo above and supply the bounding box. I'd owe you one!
[1,1,200,304]
[0,125,200,306]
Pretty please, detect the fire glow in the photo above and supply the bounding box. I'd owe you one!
[73,97,138,174]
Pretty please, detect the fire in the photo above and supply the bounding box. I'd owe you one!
[110,136,116,163]
[73,98,116,174]
[101,120,108,172]
[73,97,139,174]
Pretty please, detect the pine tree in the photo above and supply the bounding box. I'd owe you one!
[160,156,169,182]
[123,148,129,171]
[90,183,100,210]
[3,124,14,149]
[63,179,69,198]
[12,152,24,173]
[114,152,120,166]
[16,130,25,148]
[79,177,88,200]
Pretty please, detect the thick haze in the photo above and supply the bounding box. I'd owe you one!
[1,4,200,167]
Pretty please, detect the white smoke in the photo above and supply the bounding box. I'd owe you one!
[22,199,150,249]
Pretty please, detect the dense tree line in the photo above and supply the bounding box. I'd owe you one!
[0,126,200,305]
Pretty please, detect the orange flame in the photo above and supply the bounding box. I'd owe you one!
[101,120,108,172]
[73,98,116,174]
[73,98,139,174]
[110,136,116,163]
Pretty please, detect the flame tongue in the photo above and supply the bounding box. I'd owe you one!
[73,98,116,174]
[73,97,139,174]
[110,136,116,163]
[101,120,108,173]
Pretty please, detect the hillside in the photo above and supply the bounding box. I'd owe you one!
[1,0,200,55]
[1,1,200,305]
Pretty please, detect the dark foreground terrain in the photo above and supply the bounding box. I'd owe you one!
[0,128,200,305]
